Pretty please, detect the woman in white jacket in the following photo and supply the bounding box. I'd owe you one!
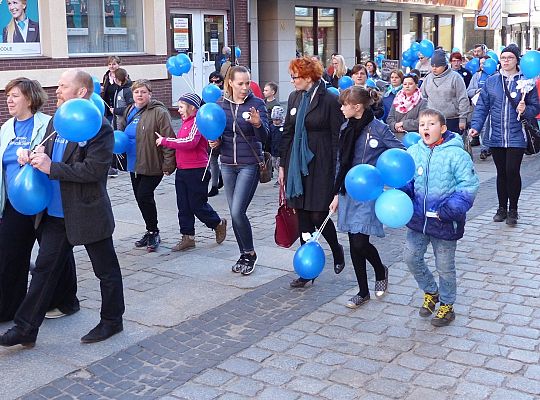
[0,78,78,322]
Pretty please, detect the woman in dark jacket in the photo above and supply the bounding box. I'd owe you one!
[279,57,346,288]
[117,79,176,252]
[101,55,122,122]
[111,67,133,130]
[209,66,269,276]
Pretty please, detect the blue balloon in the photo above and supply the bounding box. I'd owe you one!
[53,98,102,142]
[403,49,415,62]
[196,103,226,141]
[293,240,325,280]
[419,39,435,58]
[338,76,354,90]
[366,78,377,88]
[92,76,101,95]
[235,47,241,58]
[375,148,415,188]
[465,58,480,74]
[375,189,414,228]
[483,58,497,75]
[402,58,411,68]
[402,132,421,148]
[345,164,384,202]
[90,92,105,116]
[7,165,52,215]
[175,53,192,75]
[327,86,340,96]
[202,84,222,103]
[487,50,498,63]
[520,50,540,79]
[166,56,182,76]
[411,42,421,54]
[113,130,129,154]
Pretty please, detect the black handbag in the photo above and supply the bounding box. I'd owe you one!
[502,78,540,155]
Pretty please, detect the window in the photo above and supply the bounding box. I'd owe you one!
[295,6,337,67]
[410,14,419,44]
[356,10,400,63]
[67,0,144,55]
[422,16,435,43]
[438,16,453,51]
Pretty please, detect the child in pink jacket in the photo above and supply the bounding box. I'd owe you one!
[156,93,227,251]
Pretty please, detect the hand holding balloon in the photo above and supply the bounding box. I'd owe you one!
[208,139,221,149]
[29,150,52,175]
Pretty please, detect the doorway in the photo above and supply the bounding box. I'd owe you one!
[170,10,227,106]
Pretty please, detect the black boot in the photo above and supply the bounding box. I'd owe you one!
[208,186,219,197]
[217,173,224,189]
[506,209,518,226]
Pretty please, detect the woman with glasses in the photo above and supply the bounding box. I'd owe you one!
[470,44,540,226]
[415,54,431,77]
[279,57,346,288]
[387,73,428,138]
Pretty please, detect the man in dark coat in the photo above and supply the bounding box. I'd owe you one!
[0,69,125,348]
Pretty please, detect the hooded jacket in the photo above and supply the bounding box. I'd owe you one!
[471,71,540,148]
[119,100,176,175]
[401,131,479,241]
[218,92,269,165]
[421,67,470,125]
[112,80,133,130]
[160,114,208,169]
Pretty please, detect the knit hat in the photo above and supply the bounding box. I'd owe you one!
[501,44,521,63]
[178,93,202,109]
[271,106,285,121]
[431,49,447,67]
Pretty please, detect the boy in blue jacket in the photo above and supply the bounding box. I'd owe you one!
[402,109,479,326]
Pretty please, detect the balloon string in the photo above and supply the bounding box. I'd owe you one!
[181,75,196,93]
[201,147,212,182]
[313,211,334,243]
[115,154,126,171]
[34,131,57,150]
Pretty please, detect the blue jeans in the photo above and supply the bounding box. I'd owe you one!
[403,229,457,305]
[221,164,259,254]
[209,152,220,187]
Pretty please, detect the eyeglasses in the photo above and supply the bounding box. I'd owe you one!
[418,56,425,60]
[290,75,301,80]
[500,56,516,61]
[210,79,222,83]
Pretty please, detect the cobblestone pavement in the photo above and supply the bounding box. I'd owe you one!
[4,150,540,399]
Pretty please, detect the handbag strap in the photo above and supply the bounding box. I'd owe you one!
[229,102,263,164]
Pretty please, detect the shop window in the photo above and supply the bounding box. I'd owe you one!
[295,6,337,66]
[67,0,144,55]
[410,14,419,44]
[422,16,435,43]
[356,10,399,63]
[438,16,453,51]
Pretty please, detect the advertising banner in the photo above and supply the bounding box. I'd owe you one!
[0,0,41,56]
[66,0,89,36]
[103,0,127,35]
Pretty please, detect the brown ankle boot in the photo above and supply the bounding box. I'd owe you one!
[172,235,195,251]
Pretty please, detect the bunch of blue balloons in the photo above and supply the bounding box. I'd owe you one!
[344,148,415,228]
[402,39,434,68]
[465,49,501,75]
[166,53,192,76]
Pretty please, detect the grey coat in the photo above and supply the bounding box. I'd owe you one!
[421,67,470,124]
[35,118,115,246]
[386,97,428,134]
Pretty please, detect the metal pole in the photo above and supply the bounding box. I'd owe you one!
[229,0,237,63]
[528,0,532,49]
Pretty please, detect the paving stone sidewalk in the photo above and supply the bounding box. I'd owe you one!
[7,152,540,399]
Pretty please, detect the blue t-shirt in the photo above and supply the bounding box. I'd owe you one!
[124,107,141,172]
[47,136,69,218]
[2,117,34,190]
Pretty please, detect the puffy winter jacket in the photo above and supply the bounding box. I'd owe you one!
[471,71,540,148]
[218,92,269,165]
[401,131,479,241]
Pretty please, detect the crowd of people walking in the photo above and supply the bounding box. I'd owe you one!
[0,42,538,349]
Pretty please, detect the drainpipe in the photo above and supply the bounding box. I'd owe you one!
[230,0,237,63]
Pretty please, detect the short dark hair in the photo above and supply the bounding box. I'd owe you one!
[73,70,94,98]
[209,71,223,83]
[419,108,446,126]
[5,77,48,114]
[265,81,278,94]
[403,73,419,85]
[114,68,128,84]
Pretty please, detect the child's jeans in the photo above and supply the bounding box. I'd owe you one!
[403,229,457,305]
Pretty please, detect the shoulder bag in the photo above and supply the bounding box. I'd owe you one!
[229,102,272,183]
[274,183,299,248]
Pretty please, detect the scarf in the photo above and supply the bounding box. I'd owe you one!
[286,82,319,199]
[384,84,402,98]
[393,88,422,114]
[333,108,374,195]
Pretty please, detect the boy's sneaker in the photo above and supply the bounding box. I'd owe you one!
[419,292,439,317]
[135,231,151,248]
[506,209,518,226]
[232,254,248,273]
[241,253,257,275]
[108,167,119,178]
[479,150,491,160]
[346,293,370,309]
[146,232,161,252]
[431,303,455,327]
[172,235,195,251]
[493,207,507,222]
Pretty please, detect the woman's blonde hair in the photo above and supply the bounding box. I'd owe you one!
[132,79,152,92]
[332,55,348,79]
[5,0,27,43]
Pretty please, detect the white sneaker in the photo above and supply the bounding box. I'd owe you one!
[45,308,67,319]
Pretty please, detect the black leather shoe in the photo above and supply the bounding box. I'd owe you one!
[289,277,315,288]
[208,186,219,197]
[135,231,151,248]
[0,326,36,348]
[333,244,345,274]
[217,173,224,189]
[81,321,123,344]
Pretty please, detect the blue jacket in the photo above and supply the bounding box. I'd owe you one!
[337,119,404,237]
[219,92,269,165]
[401,131,479,241]
[471,71,540,148]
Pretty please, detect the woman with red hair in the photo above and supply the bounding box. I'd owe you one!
[279,57,346,287]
